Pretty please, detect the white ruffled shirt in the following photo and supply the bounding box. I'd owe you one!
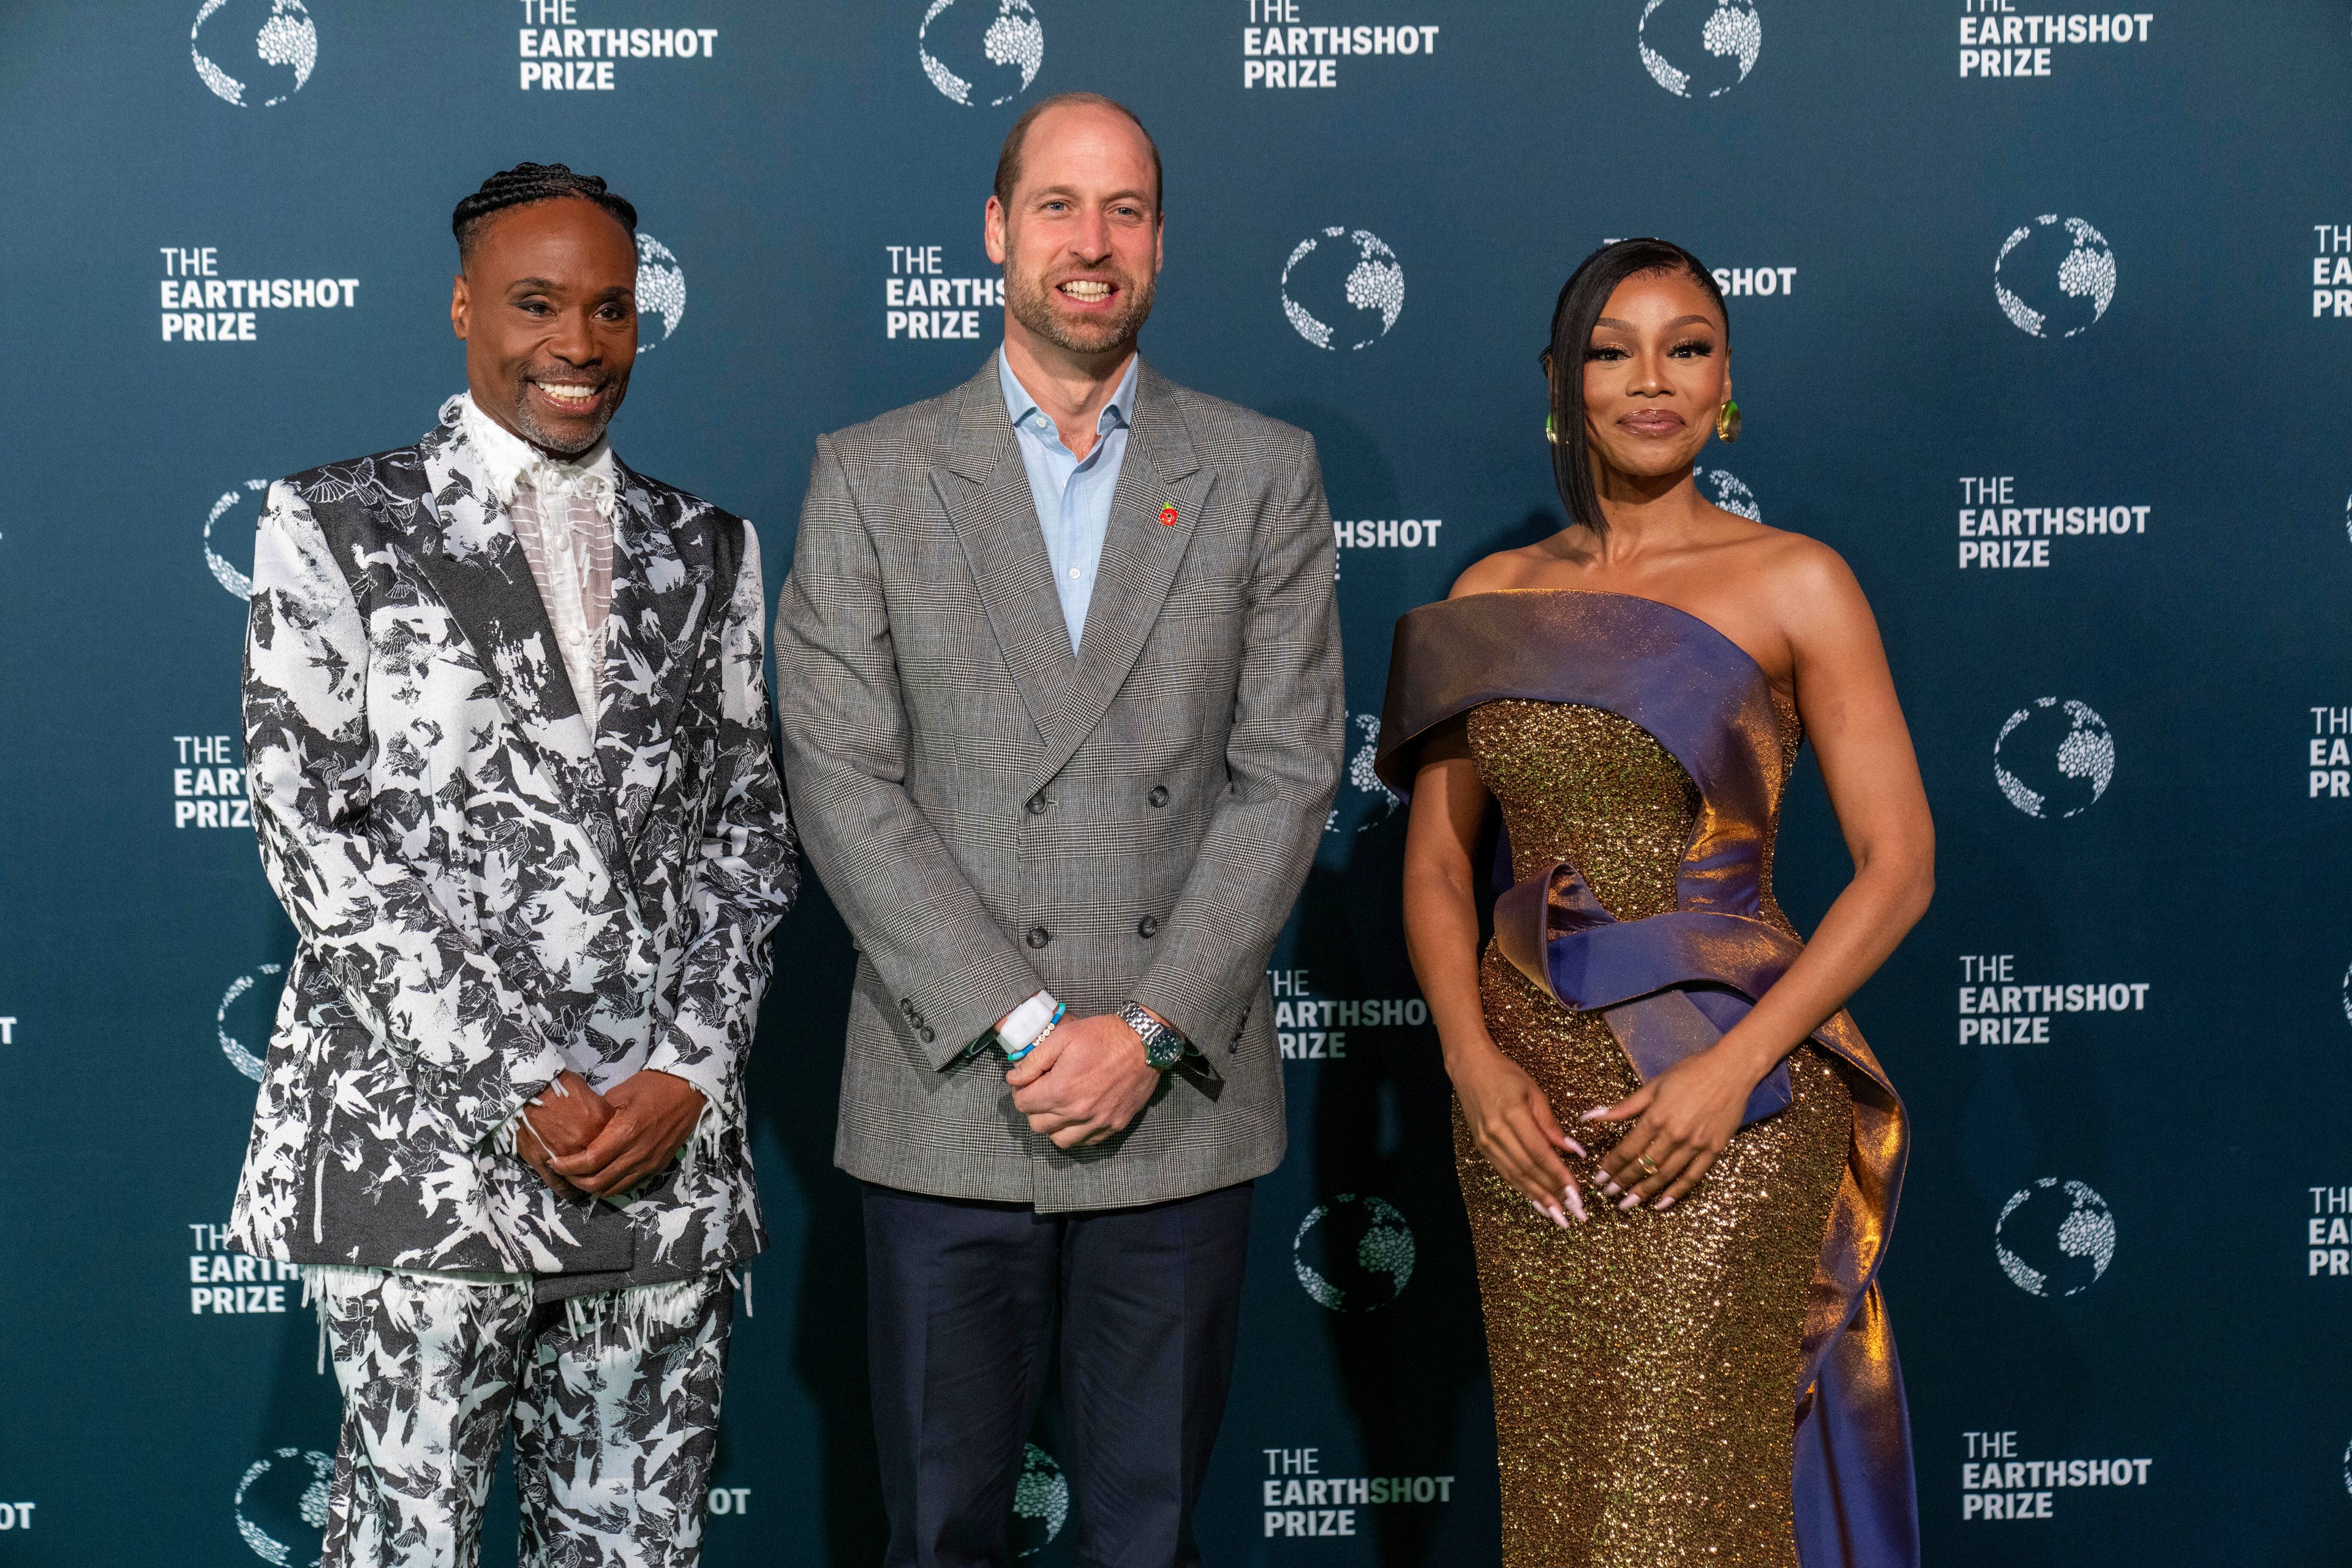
[459,393,619,717]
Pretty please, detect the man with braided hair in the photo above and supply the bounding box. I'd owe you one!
[228,162,796,1567]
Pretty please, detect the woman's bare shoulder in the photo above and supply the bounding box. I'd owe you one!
[1447,545,1548,600]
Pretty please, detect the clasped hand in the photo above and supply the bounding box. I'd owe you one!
[1452,1030,1771,1222]
[516,1068,707,1199]
[1004,1012,1161,1150]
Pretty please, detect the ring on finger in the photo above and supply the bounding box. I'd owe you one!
[1634,1154,1659,1177]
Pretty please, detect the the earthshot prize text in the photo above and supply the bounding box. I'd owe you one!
[1960,1433,2151,1521]
[1261,1449,1453,1539]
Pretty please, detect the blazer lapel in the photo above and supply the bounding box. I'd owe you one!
[933,355,1078,739]
[1030,361,1211,788]
[401,407,630,895]
[595,464,712,831]
[404,410,598,777]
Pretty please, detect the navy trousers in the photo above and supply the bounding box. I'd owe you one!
[862,1180,1255,1568]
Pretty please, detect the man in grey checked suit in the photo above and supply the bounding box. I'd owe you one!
[775,93,1342,1566]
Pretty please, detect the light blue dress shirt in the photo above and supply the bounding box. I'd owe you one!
[997,349,1139,653]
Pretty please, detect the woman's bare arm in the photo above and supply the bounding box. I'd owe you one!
[1403,742,1589,1224]
[1595,541,1934,1209]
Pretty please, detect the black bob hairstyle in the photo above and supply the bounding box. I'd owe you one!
[452,162,637,266]
[1544,238,1730,536]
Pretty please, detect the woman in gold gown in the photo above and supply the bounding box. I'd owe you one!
[1383,241,1934,1567]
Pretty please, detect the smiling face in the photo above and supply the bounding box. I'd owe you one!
[985,102,1163,363]
[1578,266,1732,487]
[450,195,638,457]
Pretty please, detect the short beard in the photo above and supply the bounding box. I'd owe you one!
[1007,266,1156,358]
[507,372,624,458]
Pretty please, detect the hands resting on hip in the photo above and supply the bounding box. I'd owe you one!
[1003,1011,1165,1150]
[516,1068,709,1199]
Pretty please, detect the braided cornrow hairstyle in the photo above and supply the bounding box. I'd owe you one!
[451,162,637,265]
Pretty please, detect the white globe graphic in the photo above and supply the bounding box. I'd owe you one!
[1282,228,1406,351]
[1993,698,2115,819]
[1994,1178,2116,1297]
[219,963,284,1082]
[2341,487,2351,546]
[919,0,1044,108]
[1995,216,2117,338]
[206,480,270,597]
[1701,467,1760,521]
[233,1447,333,1566]
[2341,959,2352,1028]
[636,234,685,354]
[1294,1194,1415,1311]
[1639,0,1763,98]
[191,0,317,108]
[1011,1444,1069,1557]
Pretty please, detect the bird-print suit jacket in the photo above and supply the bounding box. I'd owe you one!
[230,398,796,1288]
[775,355,1343,1212]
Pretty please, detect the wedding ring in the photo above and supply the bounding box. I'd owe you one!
[1634,1155,1659,1177]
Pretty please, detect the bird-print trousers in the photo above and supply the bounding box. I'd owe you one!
[308,1265,733,1568]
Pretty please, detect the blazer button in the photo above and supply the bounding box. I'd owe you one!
[1138,916,1159,938]
[919,1027,936,1044]
[899,999,915,1017]
[1147,786,1170,807]
[1027,926,1051,949]
[1027,792,1050,815]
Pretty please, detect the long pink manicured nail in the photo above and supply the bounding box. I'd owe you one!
[1654,1195,1676,1212]
[1564,1186,1588,1223]
[1579,1107,1609,1122]
[1561,1136,1588,1158]
[1616,1193,1640,1211]
[1547,1204,1572,1230]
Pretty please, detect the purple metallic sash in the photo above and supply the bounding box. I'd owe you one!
[1376,589,1920,1568]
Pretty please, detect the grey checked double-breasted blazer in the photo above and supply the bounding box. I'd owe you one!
[775,355,1343,1212]
[230,398,797,1288]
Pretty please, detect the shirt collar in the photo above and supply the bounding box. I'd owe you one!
[997,349,1140,448]
[458,391,620,518]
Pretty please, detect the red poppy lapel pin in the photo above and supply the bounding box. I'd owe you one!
[1159,504,1179,527]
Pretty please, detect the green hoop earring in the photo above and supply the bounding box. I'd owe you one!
[1715,399,1741,443]
[1545,412,1559,447]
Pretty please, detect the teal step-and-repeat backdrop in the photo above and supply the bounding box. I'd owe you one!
[2,3,2350,1563]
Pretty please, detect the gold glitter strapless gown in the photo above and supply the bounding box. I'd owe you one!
[1459,696,1853,1568]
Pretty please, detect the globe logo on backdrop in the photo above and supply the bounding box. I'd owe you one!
[190,0,317,108]
[205,480,270,597]
[636,235,686,354]
[1011,1444,1069,1557]
[1294,1194,1415,1311]
[1281,229,1406,351]
[232,1447,332,1566]
[1638,0,1763,98]
[2340,959,2352,1027]
[919,0,1045,107]
[218,963,284,1082]
[1993,698,2116,819]
[1994,216,2117,338]
[2341,486,2351,546]
[1346,714,1404,826]
[1701,468,1760,521]
[1994,1178,2117,1297]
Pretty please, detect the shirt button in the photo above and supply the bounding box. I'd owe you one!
[1138,916,1159,938]
[1027,926,1052,949]
[1068,567,1083,580]
[1027,792,1050,815]
[1148,786,1170,807]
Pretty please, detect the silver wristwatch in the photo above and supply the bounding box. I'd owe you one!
[1119,1002,1188,1071]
